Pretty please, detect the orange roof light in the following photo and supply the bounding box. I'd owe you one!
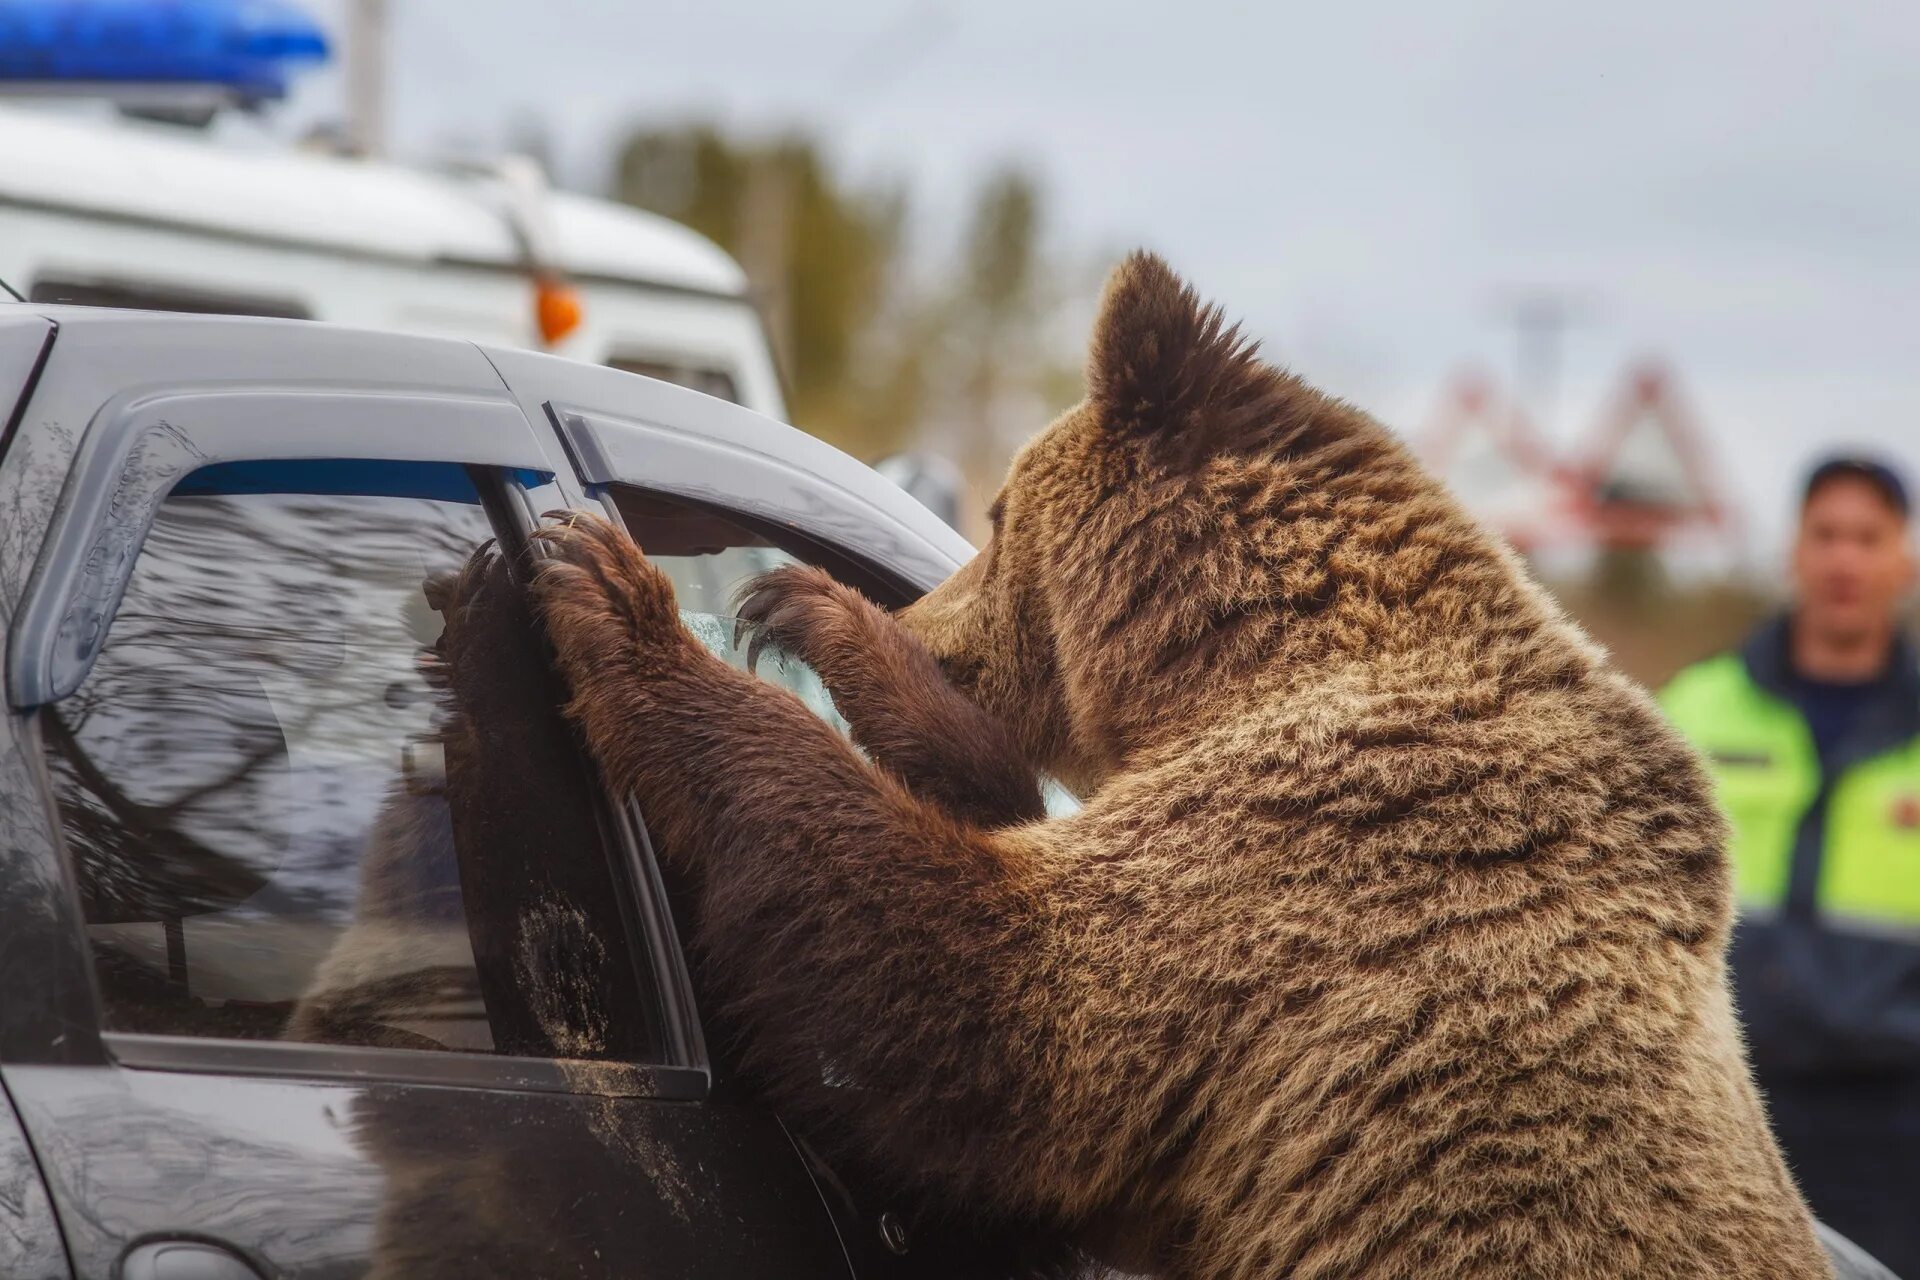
[536,278,583,346]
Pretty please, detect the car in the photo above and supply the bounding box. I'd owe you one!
[0,302,1896,1280]
[0,301,972,1280]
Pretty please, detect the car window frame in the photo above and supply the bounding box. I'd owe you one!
[0,319,533,1076]
[601,482,925,611]
[34,463,705,1098]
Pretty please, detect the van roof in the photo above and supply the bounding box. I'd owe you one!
[0,105,749,298]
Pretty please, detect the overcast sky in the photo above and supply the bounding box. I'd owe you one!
[285,0,1919,554]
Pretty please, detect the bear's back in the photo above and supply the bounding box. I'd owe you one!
[1035,612,1825,1278]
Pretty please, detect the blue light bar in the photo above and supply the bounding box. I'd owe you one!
[0,0,330,101]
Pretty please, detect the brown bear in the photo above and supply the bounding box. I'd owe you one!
[529,252,1831,1279]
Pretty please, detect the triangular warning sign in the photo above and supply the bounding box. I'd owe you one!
[1599,414,1696,508]
[1572,362,1726,546]
[1418,370,1567,550]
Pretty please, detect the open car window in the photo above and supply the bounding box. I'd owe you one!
[607,487,896,731]
[605,486,1081,818]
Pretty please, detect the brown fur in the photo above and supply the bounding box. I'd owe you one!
[736,566,1048,829]
[530,253,1829,1279]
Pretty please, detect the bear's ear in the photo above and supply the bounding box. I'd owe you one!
[1084,251,1270,446]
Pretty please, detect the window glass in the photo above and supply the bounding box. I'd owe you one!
[44,460,662,1061]
[605,355,739,405]
[1040,778,1082,818]
[29,274,310,320]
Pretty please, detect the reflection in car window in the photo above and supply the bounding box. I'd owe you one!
[1040,778,1082,818]
[43,460,663,1061]
[678,612,851,734]
[605,355,739,404]
[29,273,311,319]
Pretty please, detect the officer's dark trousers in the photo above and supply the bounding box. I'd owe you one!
[1762,1067,1920,1277]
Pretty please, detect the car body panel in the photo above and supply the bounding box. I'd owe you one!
[0,1075,70,1280]
[0,310,54,458]
[5,1063,851,1280]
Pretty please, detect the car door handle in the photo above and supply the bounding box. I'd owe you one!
[120,1240,266,1280]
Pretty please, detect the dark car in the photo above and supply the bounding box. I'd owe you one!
[0,304,1897,1280]
[0,303,975,1280]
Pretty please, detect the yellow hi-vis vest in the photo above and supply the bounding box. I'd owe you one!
[1659,622,1920,933]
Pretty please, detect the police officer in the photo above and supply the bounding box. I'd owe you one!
[1661,455,1919,1272]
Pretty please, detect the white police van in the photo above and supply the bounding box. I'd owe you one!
[0,103,786,416]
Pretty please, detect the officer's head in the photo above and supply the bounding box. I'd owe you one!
[1792,455,1914,647]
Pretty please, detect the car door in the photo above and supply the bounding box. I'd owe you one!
[0,313,855,1280]
[483,346,988,1274]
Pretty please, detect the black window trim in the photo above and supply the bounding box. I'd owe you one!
[28,271,313,322]
[101,1031,707,1099]
[602,349,743,406]
[613,788,711,1077]
[27,463,711,1101]
[535,391,962,599]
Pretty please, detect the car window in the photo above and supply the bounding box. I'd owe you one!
[608,487,874,728]
[28,274,311,320]
[606,486,1082,818]
[42,460,664,1062]
[605,355,739,405]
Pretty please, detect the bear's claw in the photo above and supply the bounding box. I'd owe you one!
[733,562,848,674]
[529,511,687,682]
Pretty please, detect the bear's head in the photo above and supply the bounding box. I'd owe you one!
[897,251,1495,792]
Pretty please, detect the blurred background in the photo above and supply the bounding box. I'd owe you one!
[3,0,1915,688]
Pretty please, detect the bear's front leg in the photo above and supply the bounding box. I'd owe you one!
[525,512,713,797]
[735,563,1046,828]
[526,514,1133,1233]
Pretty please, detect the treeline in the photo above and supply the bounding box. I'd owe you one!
[613,124,1088,494]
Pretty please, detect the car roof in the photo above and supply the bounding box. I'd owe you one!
[9,306,974,572]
